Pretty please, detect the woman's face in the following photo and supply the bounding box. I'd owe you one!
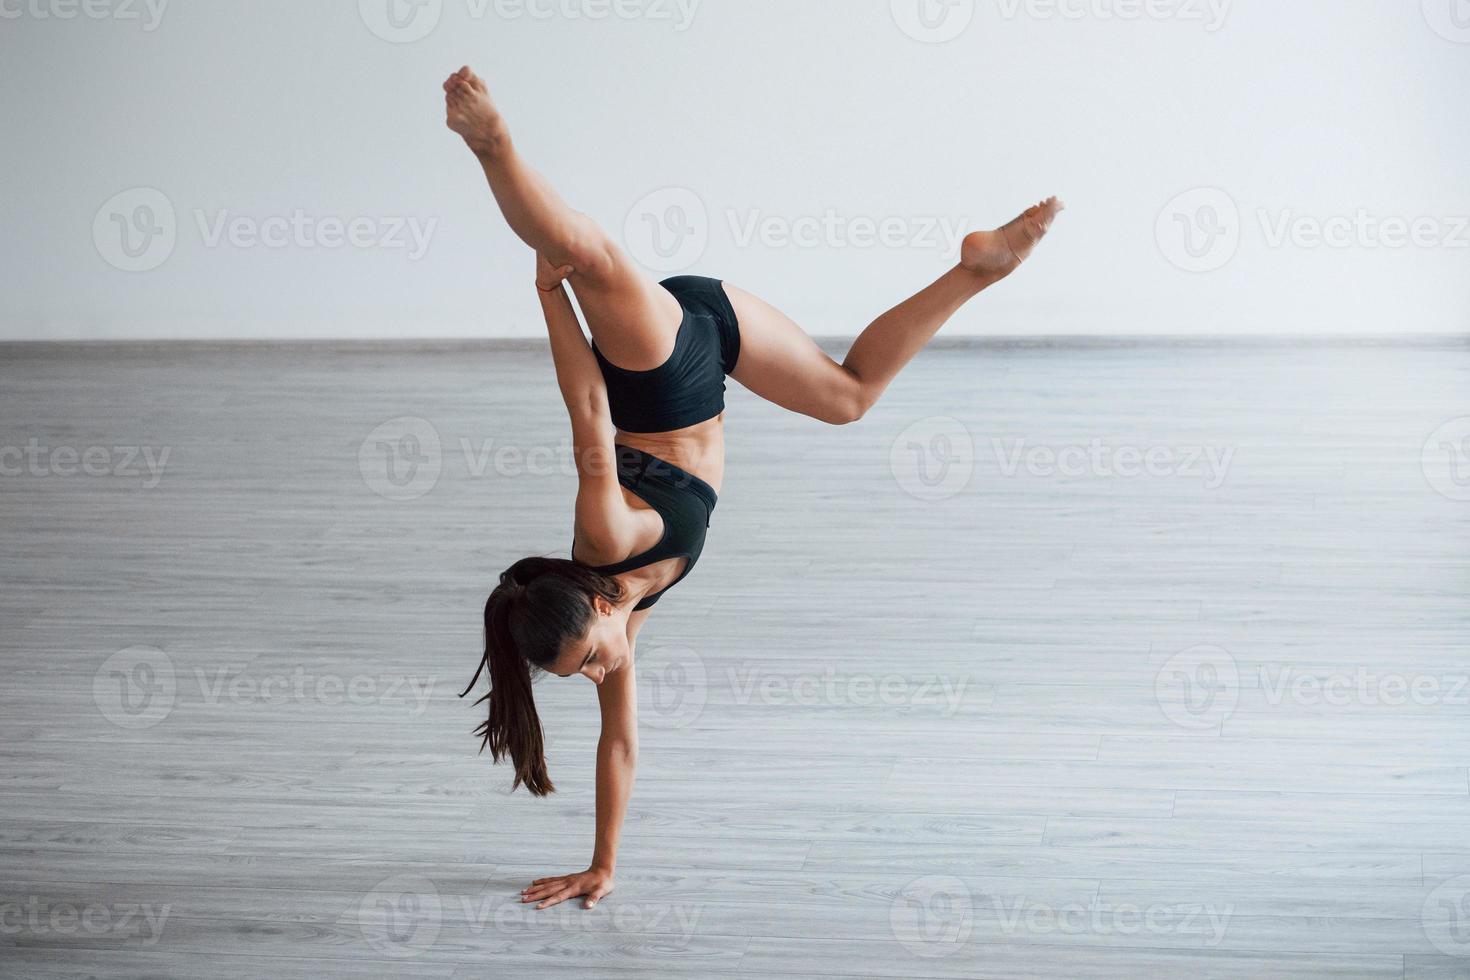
[549,596,630,685]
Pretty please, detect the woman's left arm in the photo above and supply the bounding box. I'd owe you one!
[535,257,623,542]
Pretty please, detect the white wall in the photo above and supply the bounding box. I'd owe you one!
[2,0,1467,340]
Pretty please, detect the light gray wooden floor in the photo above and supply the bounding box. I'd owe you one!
[2,340,1468,979]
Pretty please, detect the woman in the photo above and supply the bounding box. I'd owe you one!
[445,66,1062,911]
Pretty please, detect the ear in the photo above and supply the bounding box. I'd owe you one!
[592,594,615,617]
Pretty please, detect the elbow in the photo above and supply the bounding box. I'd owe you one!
[579,390,610,421]
[600,735,638,765]
[821,392,872,426]
[569,397,612,436]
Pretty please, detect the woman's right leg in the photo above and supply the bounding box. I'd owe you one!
[444,67,682,371]
[727,198,1064,425]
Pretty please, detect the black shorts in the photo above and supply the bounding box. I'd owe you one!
[590,276,742,435]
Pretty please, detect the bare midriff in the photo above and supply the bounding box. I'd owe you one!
[615,414,725,494]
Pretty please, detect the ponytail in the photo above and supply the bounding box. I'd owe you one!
[460,556,625,797]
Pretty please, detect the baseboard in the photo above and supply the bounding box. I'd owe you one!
[2,334,1467,358]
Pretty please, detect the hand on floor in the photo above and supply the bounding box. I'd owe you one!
[520,867,614,909]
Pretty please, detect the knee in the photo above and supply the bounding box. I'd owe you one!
[555,218,618,280]
[819,387,873,426]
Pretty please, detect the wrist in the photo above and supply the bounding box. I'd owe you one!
[589,859,616,875]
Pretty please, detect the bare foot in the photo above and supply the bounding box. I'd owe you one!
[960,196,1066,279]
[444,66,509,157]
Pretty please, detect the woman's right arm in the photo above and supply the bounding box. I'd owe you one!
[519,650,637,910]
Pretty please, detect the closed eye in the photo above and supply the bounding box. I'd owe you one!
[556,649,595,679]
[563,648,593,678]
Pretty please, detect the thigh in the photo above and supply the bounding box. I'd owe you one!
[724,283,858,421]
[567,234,684,371]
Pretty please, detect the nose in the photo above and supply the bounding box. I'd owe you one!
[583,665,606,685]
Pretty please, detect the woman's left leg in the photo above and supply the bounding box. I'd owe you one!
[445,66,683,370]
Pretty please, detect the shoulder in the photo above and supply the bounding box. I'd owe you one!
[575,485,664,566]
[572,507,649,568]
[571,525,624,568]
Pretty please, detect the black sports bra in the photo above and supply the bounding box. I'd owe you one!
[574,446,718,610]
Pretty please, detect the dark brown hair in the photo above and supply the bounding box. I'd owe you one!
[459,556,626,796]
